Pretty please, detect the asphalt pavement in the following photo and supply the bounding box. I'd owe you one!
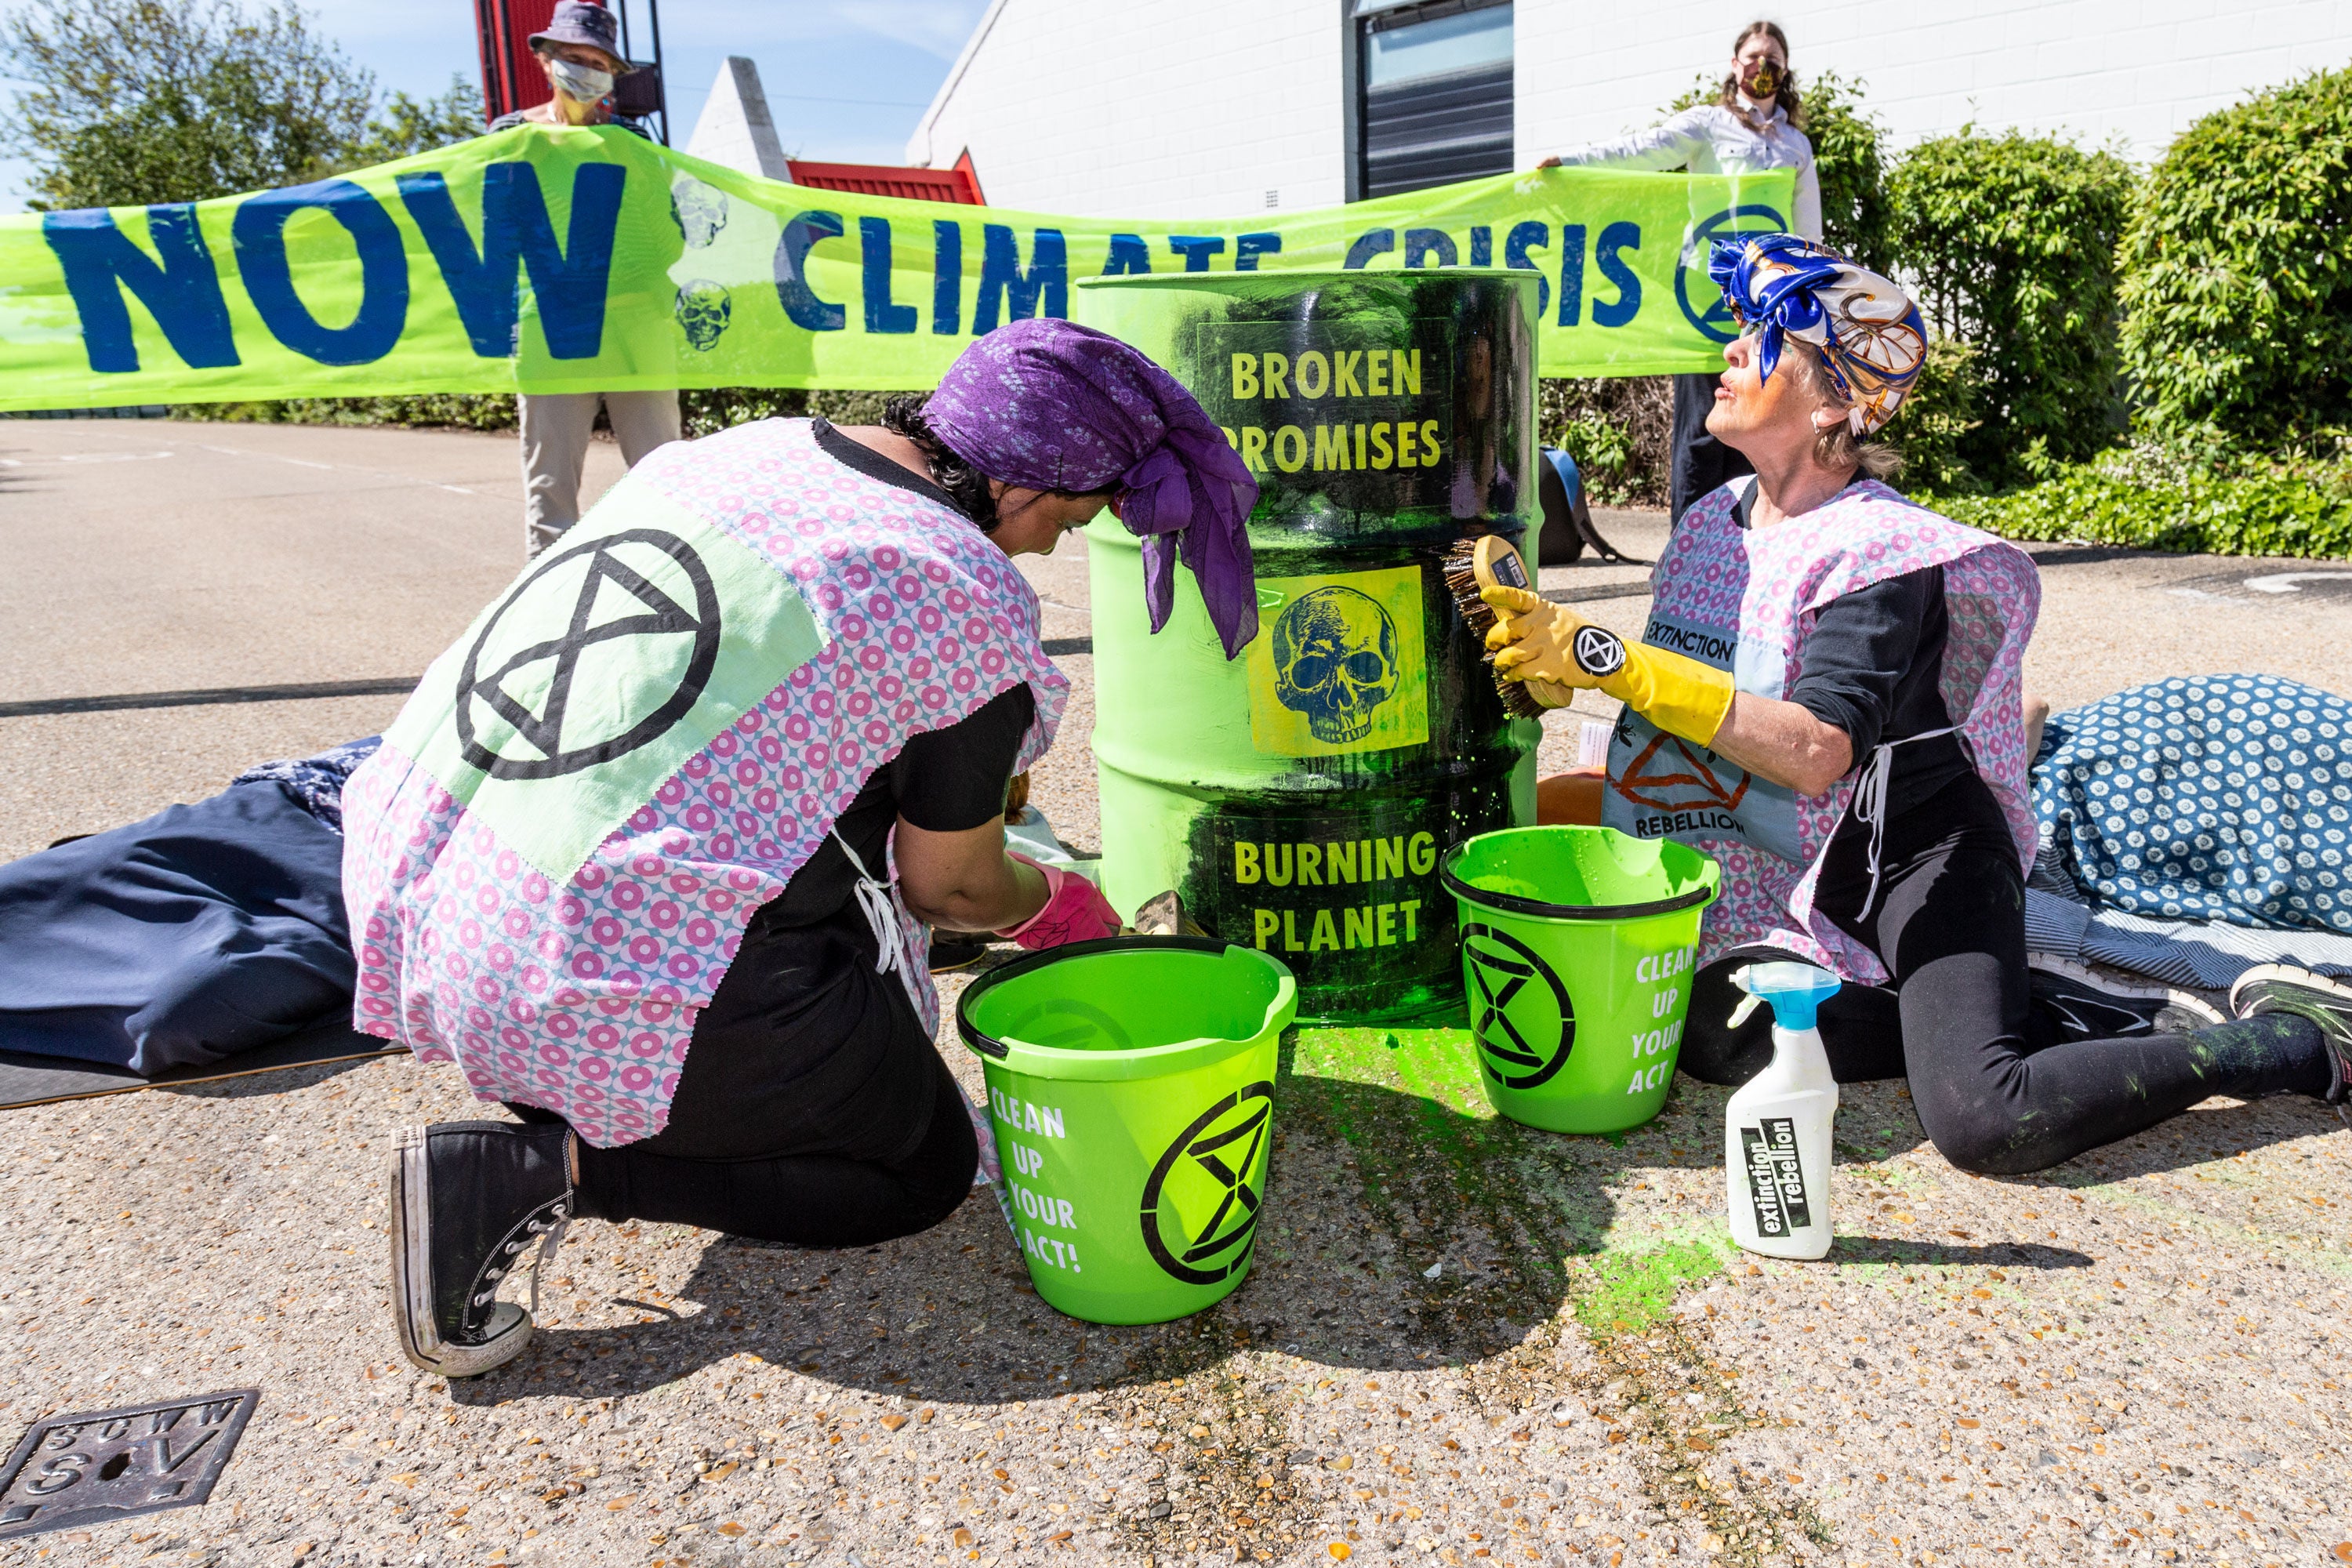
[1,420,2347,1568]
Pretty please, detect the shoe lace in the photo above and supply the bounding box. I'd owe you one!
[470,1199,572,1323]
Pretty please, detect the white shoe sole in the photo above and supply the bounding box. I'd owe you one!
[389,1126,533,1379]
[2228,962,2352,1019]
[2027,953,2224,1028]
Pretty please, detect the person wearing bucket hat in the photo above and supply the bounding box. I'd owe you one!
[357,329,1197,1377]
[485,1,682,564]
[488,0,639,134]
[1477,232,2347,1178]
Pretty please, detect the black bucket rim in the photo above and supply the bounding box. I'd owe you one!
[953,935,1247,1061]
[1438,836,1717,923]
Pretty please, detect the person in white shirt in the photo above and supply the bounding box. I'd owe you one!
[1540,21,1823,523]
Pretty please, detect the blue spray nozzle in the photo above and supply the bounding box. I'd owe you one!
[1729,960,1842,1031]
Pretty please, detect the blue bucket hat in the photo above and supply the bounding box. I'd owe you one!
[528,1,631,70]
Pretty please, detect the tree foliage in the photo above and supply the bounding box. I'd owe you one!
[1886,130,2136,482]
[0,0,459,209]
[1796,71,1892,270]
[334,77,486,172]
[2117,67,2352,445]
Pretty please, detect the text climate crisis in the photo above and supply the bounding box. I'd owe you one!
[41,157,1651,378]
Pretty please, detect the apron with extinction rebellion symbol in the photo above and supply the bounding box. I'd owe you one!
[1600,478,2041,982]
[341,419,1068,1146]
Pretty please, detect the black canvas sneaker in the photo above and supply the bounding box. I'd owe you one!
[2027,954,2225,1041]
[2229,964,2352,1124]
[390,1120,573,1377]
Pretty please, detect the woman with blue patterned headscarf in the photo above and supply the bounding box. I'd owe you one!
[1483,232,2352,1174]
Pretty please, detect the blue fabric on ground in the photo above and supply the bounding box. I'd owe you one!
[230,734,381,831]
[0,779,354,1074]
[2033,673,2352,934]
[2023,886,2352,990]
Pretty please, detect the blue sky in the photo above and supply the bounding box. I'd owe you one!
[0,0,993,212]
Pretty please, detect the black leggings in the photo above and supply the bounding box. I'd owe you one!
[1676,775,2329,1174]
[539,911,978,1246]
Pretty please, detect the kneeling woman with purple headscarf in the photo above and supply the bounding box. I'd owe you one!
[359,320,1257,1377]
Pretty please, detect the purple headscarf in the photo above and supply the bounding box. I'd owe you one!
[923,319,1261,659]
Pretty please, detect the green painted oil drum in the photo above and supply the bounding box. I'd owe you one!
[1074,269,1544,1023]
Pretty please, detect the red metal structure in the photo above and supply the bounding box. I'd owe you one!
[474,0,669,142]
[786,151,986,205]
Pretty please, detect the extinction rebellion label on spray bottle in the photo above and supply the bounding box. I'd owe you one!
[1740,1116,1813,1239]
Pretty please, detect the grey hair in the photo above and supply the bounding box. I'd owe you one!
[1784,342,1904,481]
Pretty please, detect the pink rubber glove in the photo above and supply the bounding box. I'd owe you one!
[994,853,1123,950]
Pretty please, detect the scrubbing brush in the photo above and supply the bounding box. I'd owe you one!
[1441,533,1546,720]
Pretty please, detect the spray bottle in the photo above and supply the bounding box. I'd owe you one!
[1722,961,1842,1260]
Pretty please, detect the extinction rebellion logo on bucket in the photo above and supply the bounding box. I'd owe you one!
[1140,1083,1275,1286]
[1462,924,1576,1090]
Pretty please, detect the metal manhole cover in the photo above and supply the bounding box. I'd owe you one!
[0,1388,259,1539]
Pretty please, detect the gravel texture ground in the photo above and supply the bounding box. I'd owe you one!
[2,422,2348,1568]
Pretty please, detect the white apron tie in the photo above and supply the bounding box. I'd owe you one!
[829,827,925,1017]
[1848,726,1958,920]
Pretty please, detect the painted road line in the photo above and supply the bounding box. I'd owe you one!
[1546,582,1653,605]
[0,677,421,719]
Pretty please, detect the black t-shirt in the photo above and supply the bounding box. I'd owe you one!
[1725,480,1969,818]
[748,419,1034,936]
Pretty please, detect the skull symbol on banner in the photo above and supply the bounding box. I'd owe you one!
[674,281,732,350]
[670,179,730,249]
[1272,586,1398,744]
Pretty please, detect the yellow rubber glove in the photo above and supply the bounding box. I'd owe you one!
[1480,583,1736,747]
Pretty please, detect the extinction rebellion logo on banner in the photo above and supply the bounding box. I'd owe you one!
[1675,203,1791,344]
[1140,1084,1275,1286]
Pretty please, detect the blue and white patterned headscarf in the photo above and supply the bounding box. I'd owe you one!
[1708,234,1928,436]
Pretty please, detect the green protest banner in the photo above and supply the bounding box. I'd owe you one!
[0,125,1795,410]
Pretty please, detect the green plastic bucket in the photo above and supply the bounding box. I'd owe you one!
[956,938,1298,1325]
[1439,827,1721,1134]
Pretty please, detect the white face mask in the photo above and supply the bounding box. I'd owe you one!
[549,58,614,103]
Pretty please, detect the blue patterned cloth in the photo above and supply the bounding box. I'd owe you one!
[230,735,382,833]
[2033,674,2352,935]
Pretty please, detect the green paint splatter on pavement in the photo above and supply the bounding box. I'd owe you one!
[1571,1240,1726,1341]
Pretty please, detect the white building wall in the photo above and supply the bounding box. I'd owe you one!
[1518,0,2352,169]
[906,0,1343,219]
[912,0,2352,225]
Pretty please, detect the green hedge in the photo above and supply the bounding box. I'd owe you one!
[176,393,518,430]
[2118,66,2352,445]
[169,387,895,438]
[1928,445,2352,558]
[1888,131,2135,484]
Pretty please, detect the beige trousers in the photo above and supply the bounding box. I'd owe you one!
[518,390,683,557]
